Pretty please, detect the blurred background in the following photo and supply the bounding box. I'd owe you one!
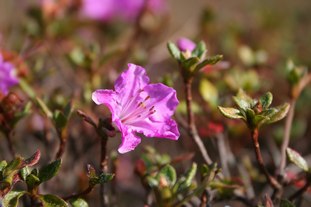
[1,0,311,206]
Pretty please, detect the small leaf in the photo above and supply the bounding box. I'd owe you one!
[39,194,68,207]
[158,165,177,186]
[69,198,89,207]
[259,92,273,109]
[20,167,30,181]
[38,159,61,183]
[266,103,290,124]
[233,89,254,110]
[19,79,36,99]
[181,57,200,71]
[26,174,41,189]
[200,79,218,108]
[0,160,7,172]
[192,41,206,59]
[23,150,41,167]
[53,110,67,129]
[218,106,244,119]
[167,42,180,60]
[195,54,223,72]
[287,148,309,172]
[98,173,114,184]
[2,191,26,207]
[3,157,23,176]
[183,163,197,189]
[280,199,295,207]
[36,98,53,118]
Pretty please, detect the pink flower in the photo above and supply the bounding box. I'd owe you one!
[0,54,19,95]
[177,37,196,52]
[92,64,179,153]
[81,0,166,22]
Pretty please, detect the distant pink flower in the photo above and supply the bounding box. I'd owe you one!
[81,0,166,22]
[177,38,196,52]
[0,54,19,95]
[92,64,179,153]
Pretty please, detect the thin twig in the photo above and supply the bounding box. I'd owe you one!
[4,131,15,158]
[184,79,212,164]
[251,128,281,190]
[100,133,108,207]
[55,128,68,159]
[63,186,94,200]
[279,99,296,176]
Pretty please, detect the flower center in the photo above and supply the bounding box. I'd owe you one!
[119,94,156,124]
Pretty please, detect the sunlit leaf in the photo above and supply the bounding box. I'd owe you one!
[287,148,309,172]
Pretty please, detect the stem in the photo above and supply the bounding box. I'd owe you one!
[199,190,208,207]
[55,128,67,159]
[184,79,212,164]
[63,186,94,200]
[279,99,296,176]
[5,131,15,158]
[100,134,108,207]
[289,175,311,201]
[251,128,281,190]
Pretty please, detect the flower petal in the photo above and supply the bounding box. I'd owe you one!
[114,64,149,106]
[177,37,196,52]
[115,120,142,153]
[129,83,180,140]
[130,118,179,140]
[92,89,120,120]
[142,83,179,120]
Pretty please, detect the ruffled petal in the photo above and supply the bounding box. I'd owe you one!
[114,64,149,106]
[130,118,179,140]
[115,120,141,153]
[141,83,179,120]
[128,83,180,140]
[92,89,120,120]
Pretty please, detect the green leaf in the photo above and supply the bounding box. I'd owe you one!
[98,173,114,184]
[23,150,41,167]
[26,174,41,189]
[192,41,206,59]
[158,165,177,186]
[36,98,53,119]
[68,47,85,67]
[19,79,36,99]
[280,199,295,207]
[259,92,273,109]
[39,194,68,207]
[238,45,255,66]
[38,159,61,183]
[2,191,26,207]
[167,42,180,60]
[3,157,23,176]
[218,106,244,119]
[266,103,290,124]
[233,89,255,110]
[69,198,89,207]
[53,110,67,129]
[20,167,30,181]
[286,148,309,172]
[181,57,200,71]
[200,79,218,108]
[182,163,197,189]
[195,54,223,72]
[0,160,7,172]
